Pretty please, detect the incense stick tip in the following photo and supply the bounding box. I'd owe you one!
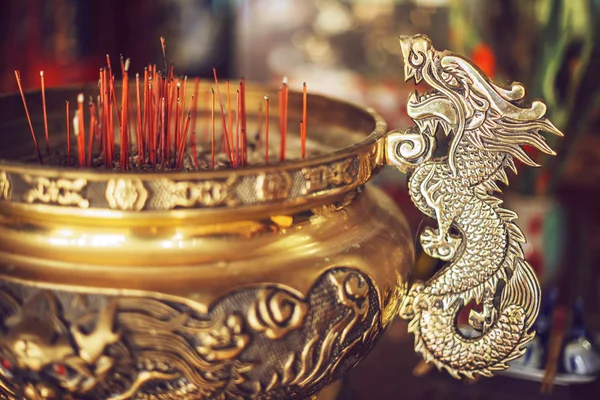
[73,114,80,136]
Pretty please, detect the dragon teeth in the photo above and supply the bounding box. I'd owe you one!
[441,121,449,135]
[423,119,431,133]
[440,120,453,136]
[422,119,437,134]
[414,118,451,135]
[409,90,419,104]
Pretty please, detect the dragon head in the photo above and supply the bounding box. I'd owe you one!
[399,35,563,174]
[0,292,120,399]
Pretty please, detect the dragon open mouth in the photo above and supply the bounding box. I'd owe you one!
[400,37,460,138]
[407,88,457,137]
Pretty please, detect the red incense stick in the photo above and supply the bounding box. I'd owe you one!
[265,96,269,164]
[66,101,71,166]
[14,71,43,164]
[40,71,50,153]
[302,82,307,159]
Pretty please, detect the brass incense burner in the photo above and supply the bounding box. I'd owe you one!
[0,35,561,399]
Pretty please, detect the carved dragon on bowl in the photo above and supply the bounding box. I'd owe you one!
[0,268,381,399]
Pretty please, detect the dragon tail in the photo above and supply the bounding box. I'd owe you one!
[500,257,541,331]
[403,214,540,378]
[498,203,541,330]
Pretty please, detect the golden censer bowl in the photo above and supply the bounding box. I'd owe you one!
[0,79,410,400]
[0,35,563,399]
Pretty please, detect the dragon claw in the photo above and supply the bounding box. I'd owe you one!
[420,227,461,261]
[469,306,497,334]
[469,311,485,332]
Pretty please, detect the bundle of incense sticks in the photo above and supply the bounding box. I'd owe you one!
[14,38,308,172]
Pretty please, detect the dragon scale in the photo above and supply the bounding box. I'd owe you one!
[404,141,539,378]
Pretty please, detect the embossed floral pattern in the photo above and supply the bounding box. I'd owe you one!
[248,289,308,339]
[106,179,148,211]
[256,172,293,201]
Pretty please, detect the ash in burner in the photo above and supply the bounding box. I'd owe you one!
[22,130,327,172]
[21,132,283,171]
[14,38,310,173]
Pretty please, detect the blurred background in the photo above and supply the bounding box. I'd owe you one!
[2,0,600,397]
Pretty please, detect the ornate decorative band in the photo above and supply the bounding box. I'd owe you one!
[0,268,383,400]
[0,148,380,212]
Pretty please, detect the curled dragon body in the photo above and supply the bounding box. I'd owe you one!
[390,35,563,378]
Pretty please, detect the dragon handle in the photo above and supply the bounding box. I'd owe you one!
[387,35,563,378]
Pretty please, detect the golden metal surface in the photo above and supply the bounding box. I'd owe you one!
[0,80,410,399]
[0,32,564,398]
[389,35,563,379]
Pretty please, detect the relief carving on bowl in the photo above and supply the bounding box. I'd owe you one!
[302,158,356,195]
[163,177,236,209]
[0,268,383,400]
[255,172,293,201]
[22,176,89,208]
[106,179,148,211]
[0,172,10,200]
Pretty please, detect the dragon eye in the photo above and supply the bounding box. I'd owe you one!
[0,356,14,379]
[46,363,76,381]
[1,358,11,370]
[52,364,67,376]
